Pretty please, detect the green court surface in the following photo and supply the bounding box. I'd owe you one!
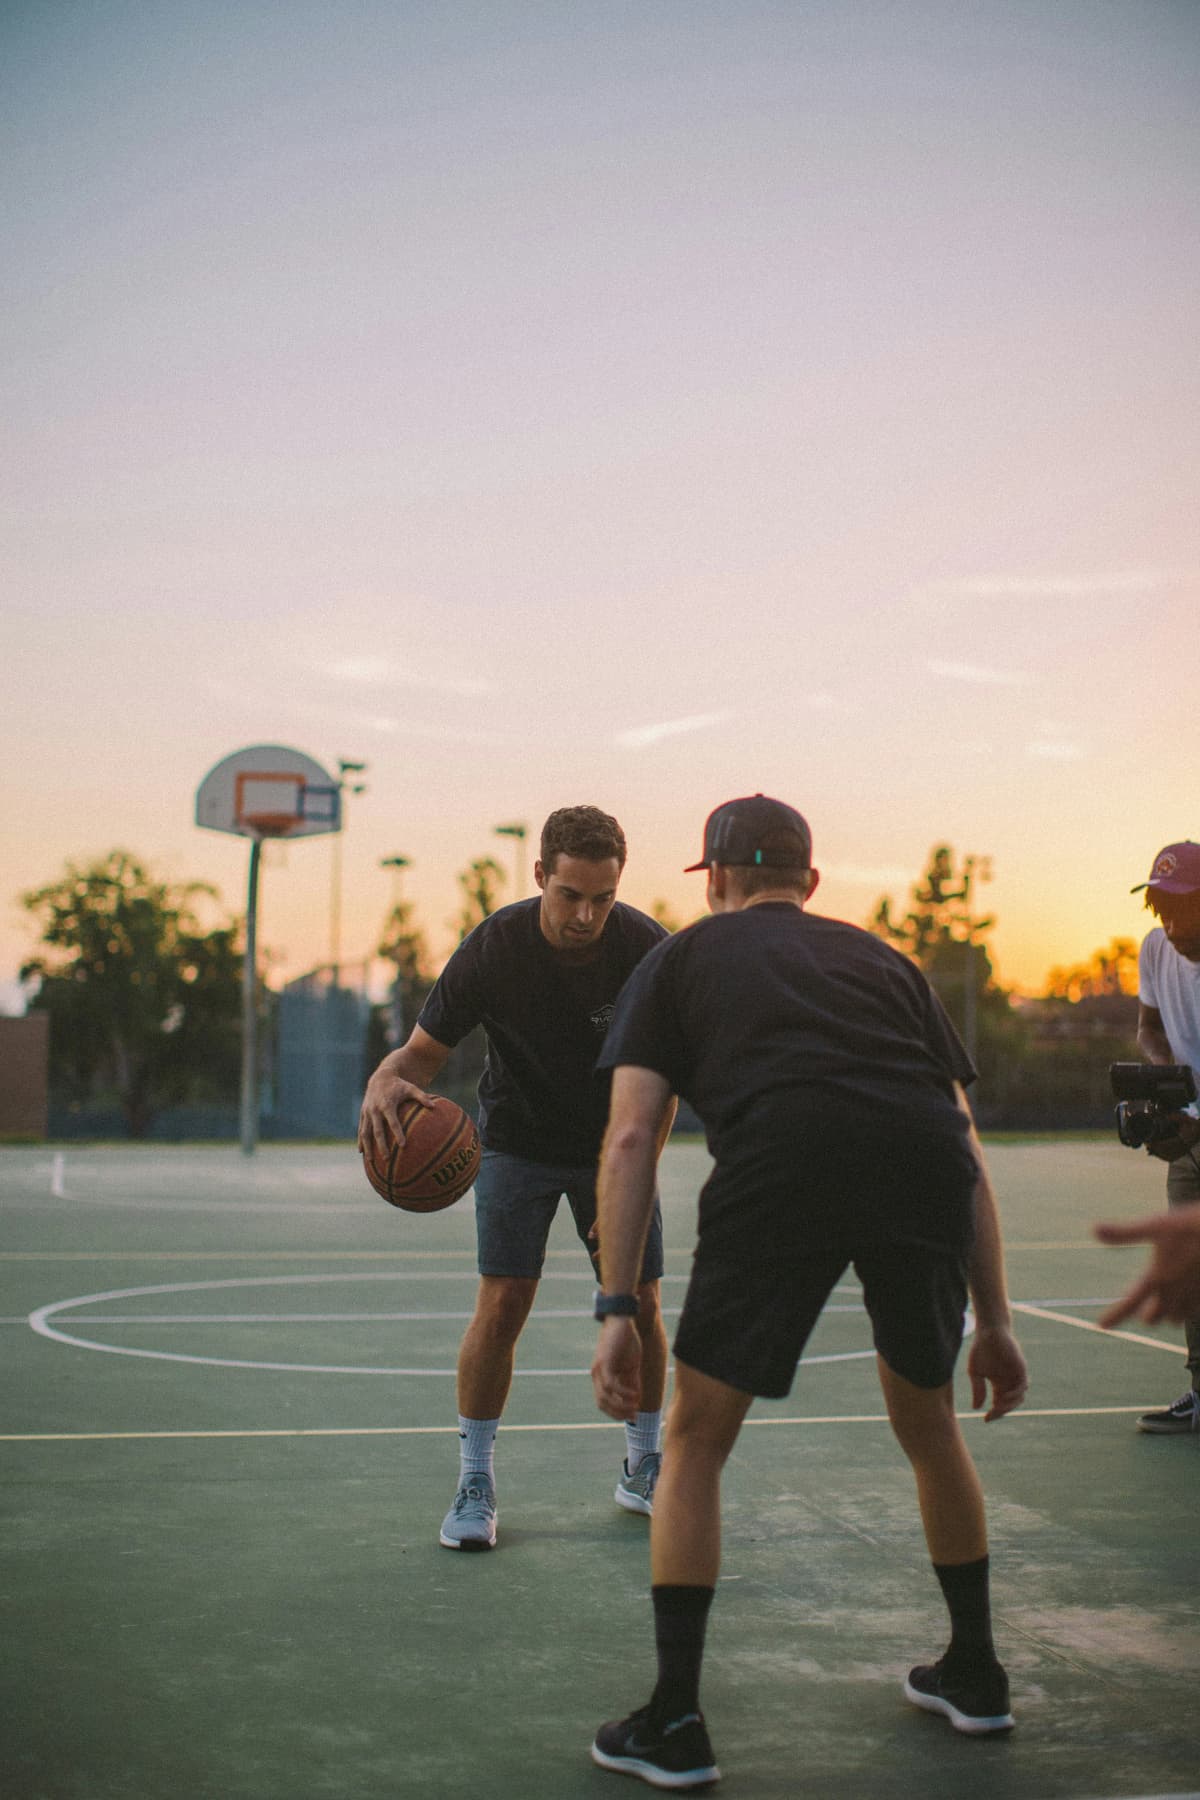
[3,1140,1198,1800]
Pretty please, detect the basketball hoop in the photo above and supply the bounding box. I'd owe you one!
[233,771,305,838]
[239,811,300,839]
[194,745,342,1156]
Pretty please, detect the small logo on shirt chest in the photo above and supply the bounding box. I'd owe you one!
[589,1003,615,1036]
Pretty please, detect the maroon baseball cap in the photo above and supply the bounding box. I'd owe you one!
[684,794,813,872]
[1131,842,1200,895]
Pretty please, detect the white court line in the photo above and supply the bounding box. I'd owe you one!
[21,1269,1176,1382]
[0,1405,1160,1443]
[36,1151,448,1216]
[1012,1300,1181,1355]
[0,1251,612,1262]
[25,1272,884,1377]
[8,1302,872,1325]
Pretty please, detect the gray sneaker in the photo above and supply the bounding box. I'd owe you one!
[1137,1390,1200,1434]
[615,1451,661,1516]
[439,1471,497,1550]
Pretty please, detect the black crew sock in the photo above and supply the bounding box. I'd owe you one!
[650,1584,715,1724]
[933,1555,997,1667]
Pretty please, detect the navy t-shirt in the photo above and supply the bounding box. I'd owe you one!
[418,897,668,1162]
[598,904,975,1165]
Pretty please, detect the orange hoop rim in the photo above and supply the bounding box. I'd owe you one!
[240,813,300,839]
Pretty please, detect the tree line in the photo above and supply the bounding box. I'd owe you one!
[16,844,1138,1137]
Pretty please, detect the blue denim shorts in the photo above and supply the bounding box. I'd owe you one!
[472,1148,666,1283]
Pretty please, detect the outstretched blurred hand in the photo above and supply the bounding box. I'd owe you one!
[1095,1203,1200,1327]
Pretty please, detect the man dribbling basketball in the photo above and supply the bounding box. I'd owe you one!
[359,805,672,1551]
[588,795,1028,1789]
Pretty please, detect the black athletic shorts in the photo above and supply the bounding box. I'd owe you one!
[672,1125,977,1399]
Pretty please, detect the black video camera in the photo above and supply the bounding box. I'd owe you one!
[1109,1062,1198,1148]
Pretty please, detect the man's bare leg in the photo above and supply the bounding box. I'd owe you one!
[651,1359,753,1584]
[877,1360,986,1563]
[634,1279,669,1413]
[878,1357,1012,1732]
[439,1276,539,1551]
[456,1275,539,1418]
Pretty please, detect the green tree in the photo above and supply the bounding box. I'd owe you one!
[871,846,995,965]
[20,851,243,1137]
[1045,938,1138,1002]
[375,895,435,1051]
[869,846,1012,1074]
[453,856,506,941]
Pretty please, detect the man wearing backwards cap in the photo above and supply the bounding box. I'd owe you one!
[1094,843,1200,1431]
[587,795,1028,1789]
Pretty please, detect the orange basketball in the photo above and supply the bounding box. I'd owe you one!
[361,1096,482,1213]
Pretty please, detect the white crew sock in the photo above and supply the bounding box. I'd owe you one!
[458,1415,500,1481]
[624,1410,662,1472]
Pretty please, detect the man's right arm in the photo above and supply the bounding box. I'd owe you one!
[357,1024,452,1158]
[956,1085,1028,1421]
[1137,1002,1174,1065]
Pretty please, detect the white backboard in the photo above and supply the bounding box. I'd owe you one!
[195,744,341,840]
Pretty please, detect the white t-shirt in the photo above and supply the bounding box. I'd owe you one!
[1139,927,1200,1113]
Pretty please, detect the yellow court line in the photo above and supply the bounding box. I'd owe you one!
[0,1406,1155,1443]
[0,1249,585,1262]
[1011,1300,1179,1354]
[1005,1241,1123,1251]
[0,1241,1119,1260]
[0,1241,1125,1261]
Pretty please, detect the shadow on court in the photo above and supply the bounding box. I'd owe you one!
[2,1141,1199,1799]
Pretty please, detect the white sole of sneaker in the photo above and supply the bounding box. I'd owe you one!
[590,1744,720,1788]
[614,1483,653,1516]
[438,1515,498,1550]
[904,1677,1014,1734]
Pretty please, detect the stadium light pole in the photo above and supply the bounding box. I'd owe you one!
[330,758,368,984]
[494,821,528,898]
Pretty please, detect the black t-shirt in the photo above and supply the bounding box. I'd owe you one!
[418,897,668,1162]
[598,904,975,1165]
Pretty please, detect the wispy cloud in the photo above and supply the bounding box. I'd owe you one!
[323,655,495,698]
[615,710,733,748]
[925,569,1189,600]
[926,660,1032,688]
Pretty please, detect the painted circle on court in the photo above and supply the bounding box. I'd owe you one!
[26,1271,887,1377]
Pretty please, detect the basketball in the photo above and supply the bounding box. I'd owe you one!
[361,1096,482,1213]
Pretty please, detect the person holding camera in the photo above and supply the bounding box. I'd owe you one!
[1119,841,1200,1434]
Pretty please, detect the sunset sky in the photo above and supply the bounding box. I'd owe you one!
[3,1,1197,1011]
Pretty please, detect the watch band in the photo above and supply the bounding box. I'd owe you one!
[593,1290,640,1320]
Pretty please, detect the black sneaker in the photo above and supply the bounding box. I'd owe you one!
[904,1656,1014,1735]
[592,1703,720,1789]
[1137,1389,1200,1434]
